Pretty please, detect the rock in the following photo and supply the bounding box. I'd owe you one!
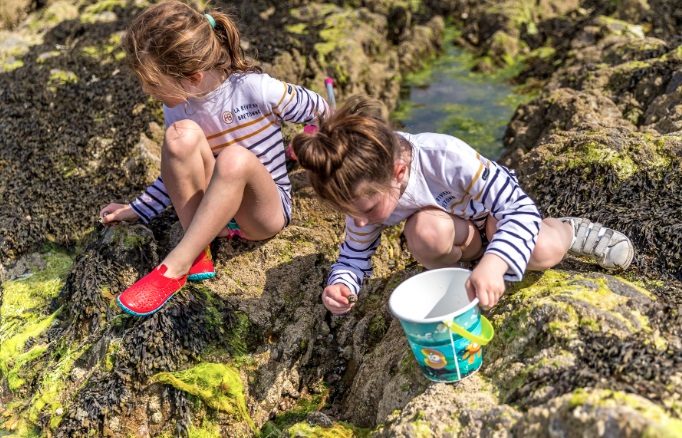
[306,412,333,428]
[1,1,681,437]
[150,412,163,424]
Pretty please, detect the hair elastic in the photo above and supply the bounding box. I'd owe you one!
[204,13,216,28]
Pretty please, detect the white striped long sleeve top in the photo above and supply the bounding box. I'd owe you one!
[130,73,329,223]
[328,132,542,294]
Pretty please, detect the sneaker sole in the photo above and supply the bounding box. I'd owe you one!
[117,291,179,317]
[187,272,216,281]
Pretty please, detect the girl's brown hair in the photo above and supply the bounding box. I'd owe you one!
[292,95,402,212]
[122,0,260,99]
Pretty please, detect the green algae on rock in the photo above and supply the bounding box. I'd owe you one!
[287,422,365,437]
[152,363,255,431]
[515,388,682,436]
[486,270,656,400]
[0,252,74,433]
[375,375,519,437]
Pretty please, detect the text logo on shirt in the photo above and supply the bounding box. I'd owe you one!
[222,111,234,124]
[233,103,262,121]
[435,191,456,209]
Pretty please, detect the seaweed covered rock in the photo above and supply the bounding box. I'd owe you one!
[506,105,682,282]
[513,389,682,437]
[497,11,682,284]
[375,377,520,437]
[1,0,681,436]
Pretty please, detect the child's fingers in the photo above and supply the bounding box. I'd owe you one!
[100,211,121,225]
[465,278,476,302]
[99,212,112,224]
[478,291,490,308]
[467,277,488,307]
[325,299,351,314]
[338,288,358,304]
[487,290,497,308]
[475,281,491,309]
[322,290,353,314]
[99,205,121,223]
[494,288,504,305]
[482,289,501,309]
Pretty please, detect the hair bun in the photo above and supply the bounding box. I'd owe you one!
[293,129,348,181]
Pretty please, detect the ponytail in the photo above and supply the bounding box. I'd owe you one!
[208,10,262,75]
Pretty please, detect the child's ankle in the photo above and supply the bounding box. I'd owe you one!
[217,227,231,238]
[159,261,190,279]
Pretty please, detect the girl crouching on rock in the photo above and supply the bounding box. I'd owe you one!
[291,95,634,315]
[100,0,329,316]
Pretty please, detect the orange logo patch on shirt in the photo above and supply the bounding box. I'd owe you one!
[222,111,234,124]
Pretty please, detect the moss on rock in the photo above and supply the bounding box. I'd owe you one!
[514,388,682,436]
[152,362,255,431]
[486,269,655,400]
[287,422,356,437]
[0,253,73,392]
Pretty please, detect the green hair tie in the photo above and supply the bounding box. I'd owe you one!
[204,13,216,28]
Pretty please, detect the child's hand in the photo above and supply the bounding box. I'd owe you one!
[99,203,140,226]
[322,284,356,315]
[465,254,509,309]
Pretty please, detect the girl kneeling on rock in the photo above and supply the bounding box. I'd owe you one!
[100,0,329,316]
[291,95,635,315]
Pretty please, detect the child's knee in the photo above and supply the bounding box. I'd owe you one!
[531,236,565,267]
[405,213,455,260]
[214,145,252,178]
[164,119,204,156]
[407,231,445,260]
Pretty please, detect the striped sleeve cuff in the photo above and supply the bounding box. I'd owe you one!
[327,269,364,295]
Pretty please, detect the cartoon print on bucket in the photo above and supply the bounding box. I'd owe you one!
[388,268,494,383]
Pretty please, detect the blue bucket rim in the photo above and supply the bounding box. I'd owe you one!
[388,267,479,324]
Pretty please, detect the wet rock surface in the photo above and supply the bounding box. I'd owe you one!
[0,0,681,437]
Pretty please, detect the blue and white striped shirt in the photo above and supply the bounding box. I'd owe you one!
[329,132,542,294]
[130,73,329,223]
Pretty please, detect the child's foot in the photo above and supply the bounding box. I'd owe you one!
[188,246,215,281]
[217,227,244,239]
[217,219,244,240]
[560,217,634,270]
[117,264,187,316]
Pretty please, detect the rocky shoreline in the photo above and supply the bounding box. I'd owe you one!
[0,0,680,436]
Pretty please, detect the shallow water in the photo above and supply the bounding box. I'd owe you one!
[391,31,534,160]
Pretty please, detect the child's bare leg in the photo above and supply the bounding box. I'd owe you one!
[161,120,216,231]
[484,217,572,271]
[161,145,285,277]
[527,218,572,270]
[403,207,482,268]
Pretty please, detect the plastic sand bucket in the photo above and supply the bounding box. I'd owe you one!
[388,268,494,382]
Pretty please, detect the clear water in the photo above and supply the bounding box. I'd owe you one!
[391,31,533,160]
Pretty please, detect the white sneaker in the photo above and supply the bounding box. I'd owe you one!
[560,217,635,270]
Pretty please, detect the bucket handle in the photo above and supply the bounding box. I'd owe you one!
[443,316,494,346]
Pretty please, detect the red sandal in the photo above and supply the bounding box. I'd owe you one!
[188,246,215,281]
[117,264,187,316]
